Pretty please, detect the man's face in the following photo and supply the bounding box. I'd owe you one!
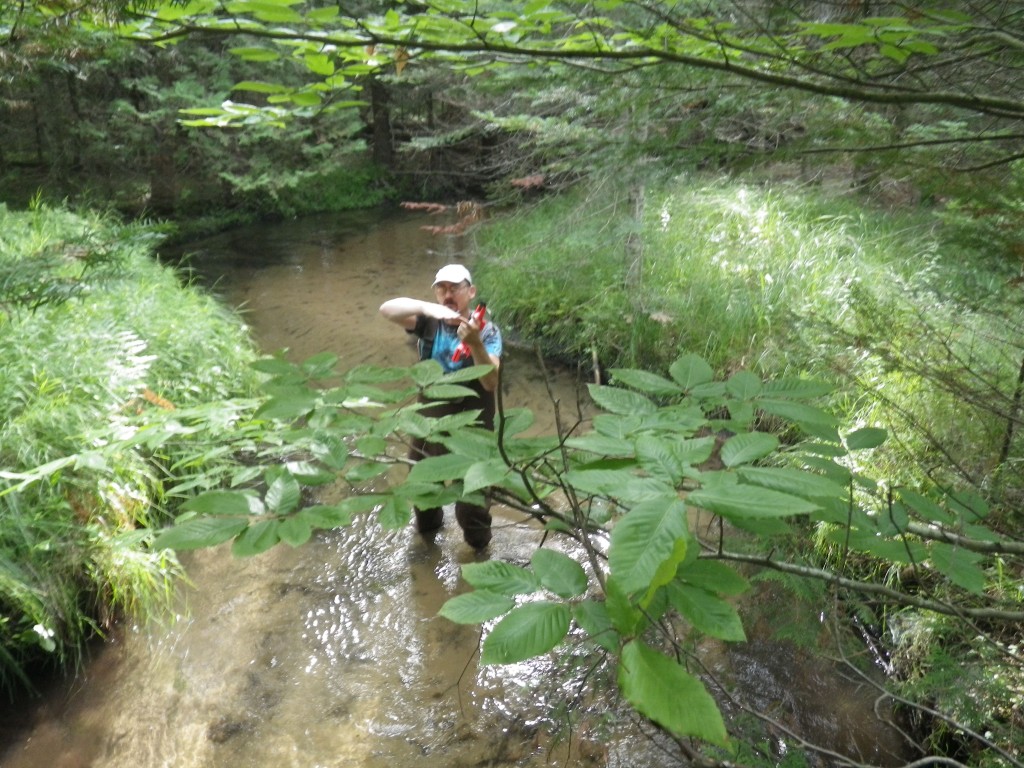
[433,281,476,316]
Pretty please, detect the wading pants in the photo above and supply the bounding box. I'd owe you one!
[409,385,495,549]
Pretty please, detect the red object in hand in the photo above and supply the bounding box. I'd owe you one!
[452,304,487,362]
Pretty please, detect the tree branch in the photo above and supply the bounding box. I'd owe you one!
[705,548,1024,621]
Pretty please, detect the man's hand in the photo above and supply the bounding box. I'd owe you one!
[456,314,483,345]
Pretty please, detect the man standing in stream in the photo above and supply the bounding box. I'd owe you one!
[379,264,503,549]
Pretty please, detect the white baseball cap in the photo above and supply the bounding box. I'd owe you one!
[432,264,473,286]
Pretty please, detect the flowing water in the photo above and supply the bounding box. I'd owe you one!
[0,208,912,768]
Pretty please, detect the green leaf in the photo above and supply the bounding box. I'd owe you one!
[298,504,353,529]
[587,384,657,415]
[423,383,478,400]
[229,46,282,62]
[799,455,853,484]
[277,515,313,547]
[641,536,689,609]
[722,399,754,429]
[284,91,323,107]
[434,409,489,434]
[878,43,909,62]
[608,368,682,397]
[153,517,248,551]
[344,460,391,483]
[736,466,847,500]
[604,575,643,635]
[635,434,683,484]
[564,433,636,457]
[930,543,986,594]
[618,640,728,746]
[677,560,749,596]
[531,549,588,598]
[671,435,716,466]
[463,459,509,493]
[760,377,833,399]
[265,473,301,515]
[355,434,389,457]
[152,0,218,21]
[300,351,339,377]
[688,484,818,519]
[726,370,761,400]
[573,599,619,653]
[306,5,339,21]
[481,602,571,664]
[407,453,476,484]
[491,434,557,462]
[377,495,412,529]
[719,432,779,467]
[690,381,726,398]
[462,560,541,595]
[440,590,516,623]
[304,52,335,76]
[756,398,839,428]
[609,496,689,594]
[231,466,263,487]
[887,500,911,531]
[498,407,535,435]
[345,364,411,385]
[284,460,338,486]
[232,519,281,557]
[669,354,714,390]
[181,490,263,516]
[825,528,928,563]
[439,364,494,384]
[255,391,319,420]
[411,359,445,387]
[564,468,673,502]
[845,427,887,450]
[947,489,989,521]
[667,583,746,641]
[393,481,461,511]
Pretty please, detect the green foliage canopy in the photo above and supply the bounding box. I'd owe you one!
[110,0,1024,168]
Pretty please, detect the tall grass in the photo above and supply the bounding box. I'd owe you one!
[0,202,261,694]
[477,186,642,369]
[477,175,1024,507]
[478,178,930,375]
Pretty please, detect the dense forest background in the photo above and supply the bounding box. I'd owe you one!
[12,1,1024,222]
[2,2,1024,767]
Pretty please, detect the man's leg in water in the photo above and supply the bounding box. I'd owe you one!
[455,499,492,549]
[409,433,444,534]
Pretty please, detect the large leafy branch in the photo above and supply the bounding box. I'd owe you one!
[115,0,1024,133]
[128,349,1023,759]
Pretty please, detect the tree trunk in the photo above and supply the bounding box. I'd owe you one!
[369,77,394,168]
[148,125,179,214]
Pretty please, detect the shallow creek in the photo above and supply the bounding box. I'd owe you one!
[0,209,911,767]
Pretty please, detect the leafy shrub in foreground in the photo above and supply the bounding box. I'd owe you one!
[146,350,1023,762]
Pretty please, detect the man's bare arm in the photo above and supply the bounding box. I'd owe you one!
[379,298,461,330]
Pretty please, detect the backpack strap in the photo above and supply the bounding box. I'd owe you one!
[415,315,439,361]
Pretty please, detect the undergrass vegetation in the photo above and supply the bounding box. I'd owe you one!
[0,202,262,694]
